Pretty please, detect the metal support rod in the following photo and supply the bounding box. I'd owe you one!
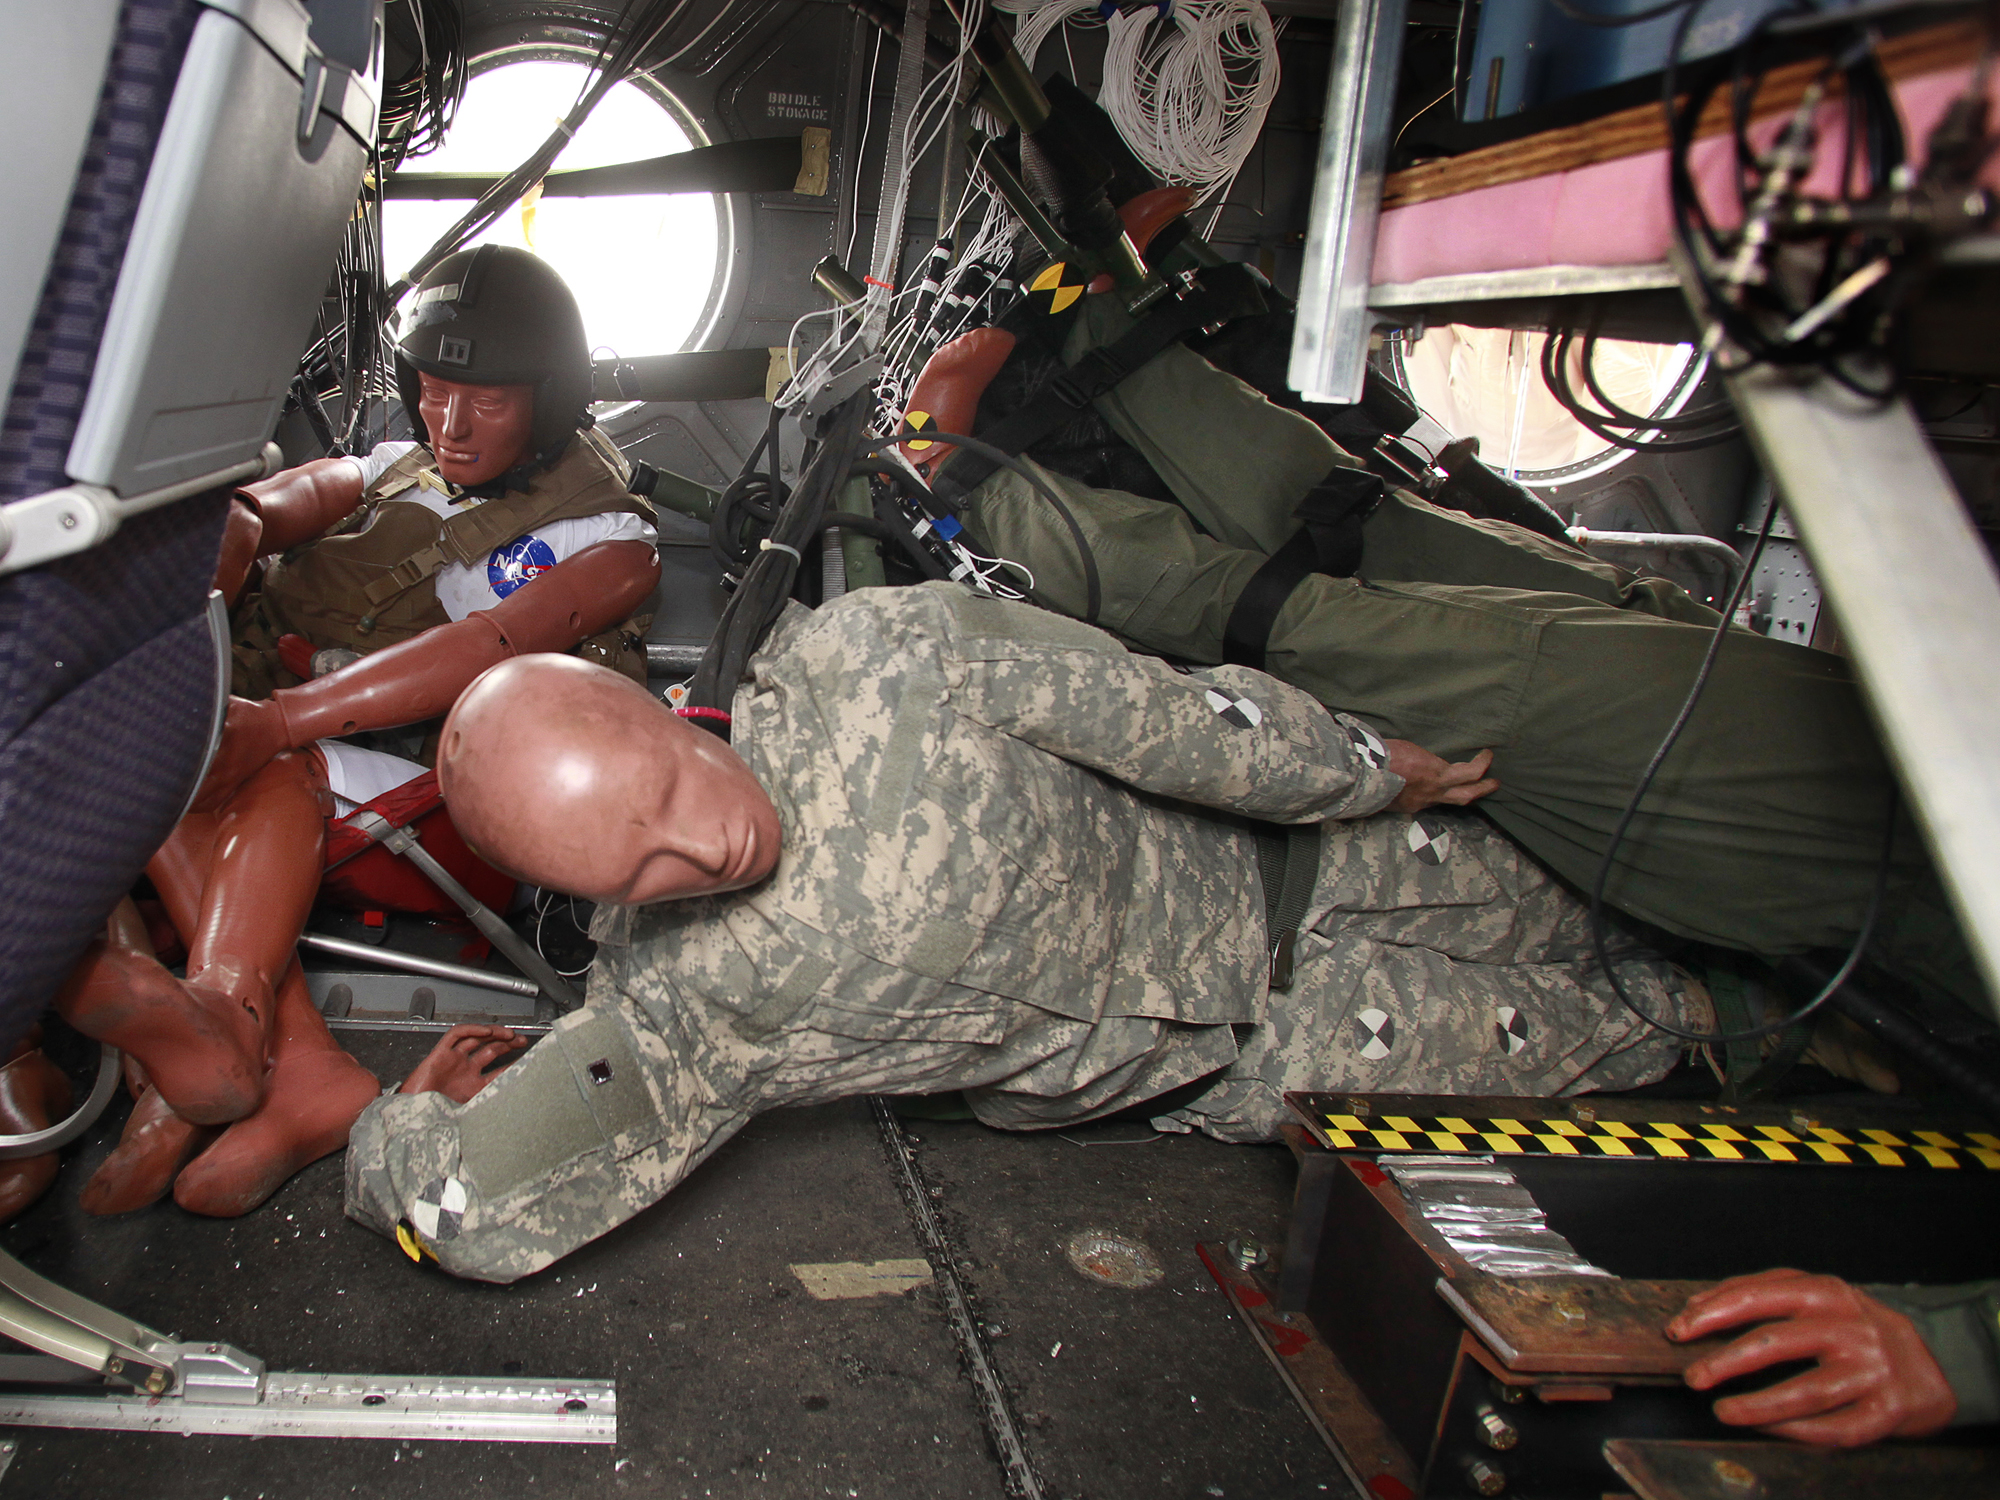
[1713,357,2000,1021]
[342,810,582,1010]
[1566,527,1746,595]
[297,933,540,999]
[1289,0,1406,404]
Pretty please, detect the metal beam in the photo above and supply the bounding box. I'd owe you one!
[0,1371,616,1443]
[1721,360,2000,1019]
[1288,0,1407,404]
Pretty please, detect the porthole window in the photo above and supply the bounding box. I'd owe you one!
[1389,326,1705,486]
[382,53,722,362]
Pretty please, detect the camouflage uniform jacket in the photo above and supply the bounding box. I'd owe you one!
[345,583,1406,1279]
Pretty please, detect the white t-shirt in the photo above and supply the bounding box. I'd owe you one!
[318,738,428,811]
[341,440,658,622]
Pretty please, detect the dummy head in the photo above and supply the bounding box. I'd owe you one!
[394,244,594,471]
[415,372,536,487]
[439,655,781,905]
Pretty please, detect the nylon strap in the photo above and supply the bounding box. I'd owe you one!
[1222,467,1386,672]
[1254,822,1322,992]
[931,262,1268,508]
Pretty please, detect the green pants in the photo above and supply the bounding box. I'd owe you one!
[956,309,1947,974]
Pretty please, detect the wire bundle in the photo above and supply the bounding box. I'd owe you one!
[377,0,466,170]
[389,0,717,295]
[1664,4,1915,395]
[999,0,1280,217]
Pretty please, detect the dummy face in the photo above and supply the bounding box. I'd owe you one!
[439,656,782,906]
[416,372,536,487]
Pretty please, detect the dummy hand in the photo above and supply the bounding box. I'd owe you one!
[399,1024,529,1104]
[187,697,293,814]
[1665,1268,1956,1446]
[1385,742,1497,813]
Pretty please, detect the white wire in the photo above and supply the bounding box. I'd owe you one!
[999,0,1280,210]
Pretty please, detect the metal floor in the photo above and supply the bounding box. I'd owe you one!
[0,1031,1348,1500]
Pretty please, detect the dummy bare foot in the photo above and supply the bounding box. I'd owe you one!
[172,1048,380,1218]
[80,1086,219,1216]
[0,1042,74,1225]
[55,946,265,1125]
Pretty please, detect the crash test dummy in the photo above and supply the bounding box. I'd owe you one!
[38,246,661,1221]
[1666,1269,1998,1446]
[899,248,1976,1018]
[342,583,1710,1282]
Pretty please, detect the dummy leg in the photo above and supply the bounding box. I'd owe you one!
[79,1085,219,1216]
[1164,812,1698,1143]
[964,463,1909,958]
[0,1033,74,1225]
[54,897,265,1126]
[152,748,328,1046]
[172,959,379,1218]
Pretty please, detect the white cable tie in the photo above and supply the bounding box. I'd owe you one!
[760,539,804,563]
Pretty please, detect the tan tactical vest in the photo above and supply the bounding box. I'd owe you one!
[232,428,656,698]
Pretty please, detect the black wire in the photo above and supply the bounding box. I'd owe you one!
[1549,0,1695,25]
[856,434,1104,625]
[1539,327,1743,454]
[1585,499,1897,1046]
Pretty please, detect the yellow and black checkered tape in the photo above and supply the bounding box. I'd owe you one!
[1025,260,1089,316]
[1317,1112,2000,1170]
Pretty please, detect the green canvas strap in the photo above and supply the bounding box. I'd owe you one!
[1254,821,1322,992]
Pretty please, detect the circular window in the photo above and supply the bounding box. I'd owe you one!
[1389,326,1706,486]
[382,54,723,361]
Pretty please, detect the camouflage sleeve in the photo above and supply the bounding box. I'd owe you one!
[918,583,1403,822]
[1867,1281,2000,1426]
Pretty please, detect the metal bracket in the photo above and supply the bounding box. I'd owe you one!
[0,1247,614,1442]
[1673,245,2000,1019]
[1288,0,1406,404]
[0,1044,121,1162]
[0,445,277,577]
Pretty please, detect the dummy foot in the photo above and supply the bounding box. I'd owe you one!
[80,1086,218,1216]
[172,1048,379,1218]
[55,946,265,1125]
[0,1044,74,1225]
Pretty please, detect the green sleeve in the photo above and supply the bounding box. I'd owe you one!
[1866,1281,2000,1427]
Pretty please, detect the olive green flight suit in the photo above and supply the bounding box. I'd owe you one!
[958,296,1967,1003]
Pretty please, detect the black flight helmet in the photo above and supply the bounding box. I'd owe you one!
[394,245,593,460]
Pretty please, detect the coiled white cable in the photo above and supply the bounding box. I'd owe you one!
[998,0,1280,214]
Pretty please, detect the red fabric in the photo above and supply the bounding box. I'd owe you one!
[320,771,516,918]
[276,633,315,680]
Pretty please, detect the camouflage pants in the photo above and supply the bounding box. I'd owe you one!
[347,807,1694,1282]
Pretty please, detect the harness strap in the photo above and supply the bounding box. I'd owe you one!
[932,262,1268,508]
[1222,467,1386,672]
[1254,821,1323,992]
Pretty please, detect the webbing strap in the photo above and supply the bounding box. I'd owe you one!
[1222,467,1385,672]
[1254,822,1322,991]
[932,263,1268,508]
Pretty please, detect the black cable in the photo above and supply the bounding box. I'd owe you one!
[856,434,1103,625]
[1585,498,1898,1046]
[1573,305,1740,435]
[1539,326,1744,453]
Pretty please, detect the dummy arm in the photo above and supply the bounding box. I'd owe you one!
[213,459,369,605]
[192,539,660,811]
[1666,1268,1957,1445]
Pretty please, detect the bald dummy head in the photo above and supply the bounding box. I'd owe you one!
[439,655,781,905]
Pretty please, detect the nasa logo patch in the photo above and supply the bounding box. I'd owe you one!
[488,535,558,598]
